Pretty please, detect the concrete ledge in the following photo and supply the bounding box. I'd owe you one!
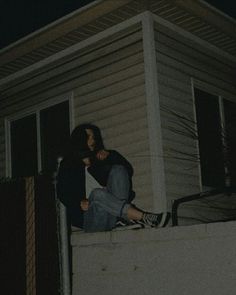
[71,221,236,246]
[71,221,236,295]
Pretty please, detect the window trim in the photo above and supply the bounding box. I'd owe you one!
[192,78,236,102]
[191,78,236,191]
[5,92,74,177]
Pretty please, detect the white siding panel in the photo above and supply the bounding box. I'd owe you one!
[104,127,147,149]
[102,116,147,139]
[159,83,193,105]
[166,183,200,197]
[156,41,234,81]
[155,29,235,79]
[74,74,145,110]
[75,84,145,111]
[157,53,236,93]
[155,22,236,205]
[1,44,144,116]
[162,137,197,157]
[0,22,153,212]
[74,63,144,99]
[75,93,145,123]
[0,31,143,113]
[77,104,146,128]
[160,94,193,116]
[1,28,143,99]
[70,25,152,210]
[116,139,149,159]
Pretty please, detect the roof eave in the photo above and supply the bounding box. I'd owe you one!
[0,0,133,65]
[176,0,236,39]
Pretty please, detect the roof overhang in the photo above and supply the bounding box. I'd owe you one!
[0,0,235,85]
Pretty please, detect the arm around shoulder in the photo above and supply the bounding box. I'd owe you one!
[106,150,134,176]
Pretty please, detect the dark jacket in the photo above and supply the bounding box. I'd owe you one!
[57,150,135,227]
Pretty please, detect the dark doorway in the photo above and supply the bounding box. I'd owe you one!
[40,101,70,175]
[194,88,225,187]
[10,114,38,177]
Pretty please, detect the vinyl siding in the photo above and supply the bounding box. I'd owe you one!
[154,22,236,206]
[0,22,153,210]
[73,24,152,210]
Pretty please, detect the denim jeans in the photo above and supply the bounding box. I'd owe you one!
[83,165,131,232]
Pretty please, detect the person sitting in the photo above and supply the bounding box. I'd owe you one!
[57,123,170,232]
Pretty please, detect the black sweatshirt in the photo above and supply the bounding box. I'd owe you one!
[57,150,135,227]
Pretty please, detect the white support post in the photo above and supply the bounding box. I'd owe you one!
[36,111,42,173]
[55,157,71,295]
[142,11,167,212]
[4,118,11,177]
[59,203,71,295]
[57,97,74,295]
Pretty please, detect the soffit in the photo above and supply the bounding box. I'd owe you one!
[150,0,236,56]
[0,0,144,79]
[0,0,235,80]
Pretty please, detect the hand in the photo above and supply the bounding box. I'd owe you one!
[80,199,89,211]
[82,158,91,167]
[96,150,109,161]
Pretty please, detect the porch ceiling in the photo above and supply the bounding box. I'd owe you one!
[0,0,235,81]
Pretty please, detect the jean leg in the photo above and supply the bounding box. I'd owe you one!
[83,165,132,232]
[83,200,116,232]
[83,186,131,232]
[106,165,130,201]
[91,188,130,217]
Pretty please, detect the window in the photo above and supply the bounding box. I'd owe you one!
[224,100,236,185]
[10,114,38,177]
[9,100,70,177]
[194,88,236,188]
[40,102,70,174]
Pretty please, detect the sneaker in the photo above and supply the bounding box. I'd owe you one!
[158,212,171,227]
[113,219,144,231]
[139,212,170,228]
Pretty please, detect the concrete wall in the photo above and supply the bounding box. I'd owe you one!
[72,221,236,295]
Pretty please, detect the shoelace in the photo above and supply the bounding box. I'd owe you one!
[143,213,160,224]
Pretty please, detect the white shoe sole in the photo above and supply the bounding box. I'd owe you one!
[113,223,144,231]
[158,212,171,227]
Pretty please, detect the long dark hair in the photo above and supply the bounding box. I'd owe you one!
[64,123,104,161]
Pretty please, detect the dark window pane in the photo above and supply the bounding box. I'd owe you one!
[11,114,38,177]
[194,88,225,187]
[224,100,236,186]
[40,101,70,175]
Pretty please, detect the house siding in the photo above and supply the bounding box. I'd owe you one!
[1,12,236,215]
[0,22,153,211]
[73,23,152,210]
[154,21,236,205]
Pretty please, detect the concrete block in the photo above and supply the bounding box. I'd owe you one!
[72,221,236,295]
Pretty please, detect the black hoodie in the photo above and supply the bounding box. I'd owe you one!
[57,150,135,228]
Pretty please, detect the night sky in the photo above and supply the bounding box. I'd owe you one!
[0,0,235,50]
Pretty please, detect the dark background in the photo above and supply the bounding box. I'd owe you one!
[0,0,235,50]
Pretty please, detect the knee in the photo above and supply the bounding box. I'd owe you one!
[89,188,104,203]
[110,165,127,176]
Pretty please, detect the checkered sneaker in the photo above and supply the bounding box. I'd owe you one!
[113,219,144,231]
[139,212,170,228]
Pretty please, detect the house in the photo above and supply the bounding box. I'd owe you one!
[1,0,236,294]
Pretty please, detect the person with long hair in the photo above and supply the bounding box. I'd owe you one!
[57,123,170,232]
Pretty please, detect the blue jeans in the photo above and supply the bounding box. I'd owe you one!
[83,165,131,232]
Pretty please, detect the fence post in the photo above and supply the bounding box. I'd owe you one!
[25,177,36,295]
